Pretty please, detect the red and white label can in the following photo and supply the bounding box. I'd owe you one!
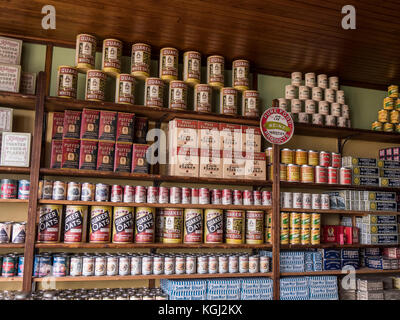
[262,191,271,206]
[233,190,243,205]
[243,190,253,205]
[191,188,199,204]
[123,185,135,203]
[315,166,328,184]
[170,187,182,204]
[159,187,169,204]
[211,189,222,205]
[340,167,352,185]
[182,187,191,204]
[135,186,147,203]
[111,185,123,202]
[222,189,232,205]
[253,191,262,205]
[328,167,338,184]
[147,186,159,204]
[331,152,341,168]
[319,151,331,167]
[199,188,210,204]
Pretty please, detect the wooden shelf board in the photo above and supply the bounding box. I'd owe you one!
[0,199,28,203]
[280,208,398,216]
[35,243,273,249]
[0,277,23,282]
[281,244,399,250]
[0,166,30,174]
[0,243,25,248]
[0,91,36,110]
[281,181,400,192]
[281,269,400,276]
[33,272,273,282]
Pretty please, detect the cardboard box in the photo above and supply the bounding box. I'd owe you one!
[52,112,64,140]
[0,132,31,167]
[114,142,132,172]
[199,149,222,178]
[242,126,261,152]
[352,176,380,187]
[362,215,397,224]
[0,64,20,93]
[342,156,377,167]
[364,201,397,212]
[323,259,341,270]
[0,107,13,132]
[97,141,115,171]
[222,150,245,179]
[377,160,400,169]
[352,166,379,177]
[169,118,198,148]
[134,117,148,144]
[50,139,63,169]
[63,110,82,139]
[322,226,347,244]
[380,177,400,188]
[361,191,396,202]
[361,234,398,245]
[61,138,80,169]
[98,110,117,141]
[244,152,266,180]
[197,121,220,150]
[79,139,98,170]
[344,227,359,244]
[169,147,199,177]
[379,168,400,179]
[362,224,398,235]
[20,72,36,95]
[80,109,100,140]
[0,36,22,65]
[116,112,135,143]
[131,143,149,174]
[219,123,242,151]
[318,249,340,260]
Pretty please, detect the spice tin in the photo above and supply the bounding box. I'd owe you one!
[115,74,135,104]
[302,193,312,209]
[169,80,187,110]
[85,70,106,101]
[159,47,179,82]
[328,167,338,184]
[301,165,314,183]
[220,87,237,115]
[135,207,155,243]
[38,205,62,242]
[315,166,328,184]
[242,90,259,117]
[119,255,130,276]
[194,84,212,113]
[131,43,151,79]
[287,164,300,182]
[0,222,11,243]
[57,66,78,98]
[340,167,352,185]
[228,255,239,273]
[111,185,123,202]
[262,191,271,206]
[67,182,81,201]
[82,255,95,276]
[11,222,26,244]
[64,205,88,243]
[183,51,201,86]
[89,206,112,243]
[204,209,223,243]
[232,59,250,91]
[145,77,164,107]
[225,210,245,244]
[245,210,264,244]
[197,256,208,274]
[0,179,17,199]
[207,55,224,88]
[95,183,109,202]
[181,187,191,204]
[102,38,122,76]
[158,187,169,204]
[163,208,183,244]
[75,34,97,72]
[112,207,134,243]
[281,148,294,164]
[81,183,95,201]
[130,255,141,275]
[135,186,147,203]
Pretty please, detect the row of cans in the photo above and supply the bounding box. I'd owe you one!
[278,149,341,168]
[38,180,272,206]
[281,192,330,210]
[0,221,26,243]
[0,179,30,200]
[280,212,321,245]
[33,252,270,277]
[0,254,24,277]
[37,205,272,244]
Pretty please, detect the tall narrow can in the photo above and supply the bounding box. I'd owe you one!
[135,207,155,243]
[204,209,224,243]
[162,208,183,244]
[183,209,203,243]
[225,210,245,244]
[112,207,134,243]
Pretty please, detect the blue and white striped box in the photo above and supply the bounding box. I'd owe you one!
[341,249,360,260]
[313,262,323,271]
[319,249,341,260]
[305,262,314,272]
[304,251,314,262]
[323,259,341,270]
[313,252,323,263]
[241,278,261,290]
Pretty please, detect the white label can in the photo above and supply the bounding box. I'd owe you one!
[185,255,196,274]
[291,72,302,86]
[293,192,303,209]
[260,256,270,273]
[130,255,141,275]
[228,255,239,273]
[291,99,302,113]
[312,194,321,209]
[285,85,297,99]
[239,255,249,273]
[197,256,208,274]
[218,255,228,273]
[299,86,310,100]
[282,192,293,208]
[164,256,175,275]
[141,256,153,275]
[321,194,330,210]
[249,255,259,273]
[317,74,328,88]
[305,73,316,87]
[302,193,312,209]
[107,255,119,276]
[208,256,218,274]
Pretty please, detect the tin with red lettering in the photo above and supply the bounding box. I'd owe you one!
[134,186,147,203]
[233,190,243,205]
[340,167,352,185]
[331,152,341,168]
[111,185,123,202]
[222,189,232,205]
[147,186,159,204]
[181,187,191,204]
[319,151,331,167]
[170,187,182,204]
[211,189,222,205]
[262,191,271,206]
[191,188,199,204]
[315,166,328,184]
[253,191,262,205]
[0,179,17,199]
[123,185,135,203]
[243,190,253,205]
[199,188,209,204]
[159,187,169,204]
[328,167,338,184]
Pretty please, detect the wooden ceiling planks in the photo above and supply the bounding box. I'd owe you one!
[1,0,400,89]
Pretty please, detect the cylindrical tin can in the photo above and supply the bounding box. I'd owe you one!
[222,189,232,205]
[328,167,338,184]
[311,228,320,245]
[312,194,321,209]
[146,186,159,204]
[331,103,341,117]
[253,191,261,205]
[291,72,302,86]
[228,255,239,273]
[181,187,191,204]
[340,167,352,185]
[130,255,141,275]
[204,209,223,243]
[155,209,164,243]
[378,109,389,122]
[260,256,269,273]
[301,165,314,183]
[170,186,182,204]
[159,187,169,204]
[142,256,153,275]
[152,256,164,275]
[302,193,312,209]
[197,256,208,274]
[183,51,201,86]
[292,192,303,208]
[89,206,112,243]
[317,74,328,88]
[315,166,328,184]
[325,88,336,103]
[135,207,155,243]
[390,110,400,124]
[342,104,350,118]
[308,150,319,166]
[105,255,119,276]
[208,255,218,274]
[301,228,311,245]
[220,87,237,115]
[290,212,301,229]
[245,210,264,244]
[82,255,95,276]
[133,186,146,203]
[194,84,212,113]
[119,255,130,276]
[131,43,151,79]
[232,59,250,91]
[218,255,228,274]
[67,182,81,201]
[159,47,179,82]
[112,207,134,243]
[70,255,82,277]
[336,90,345,104]
[321,194,330,210]
[312,113,324,125]
[295,149,308,165]
[287,164,300,182]
[85,69,106,101]
[280,212,289,230]
[95,183,109,202]
[225,210,245,244]
[312,86,323,101]
[0,222,12,243]
[311,213,321,228]
[115,73,135,105]
[305,72,316,87]
[299,86,310,100]
[38,180,53,200]
[38,205,62,242]
[384,123,394,132]
[280,228,289,244]
[199,188,210,205]
[281,148,294,164]
[169,80,188,110]
[388,85,398,98]
[262,191,271,206]
[330,76,340,90]
[233,190,243,205]
[11,222,26,244]
[94,255,106,276]
[372,121,383,131]
[164,256,175,275]
[291,99,302,113]
[282,192,293,208]
[290,227,300,244]
[145,77,164,107]
[325,115,337,127]
[301,213,311,228]
[185,255,196,274]
[75,34,97,72]
[305,99,316,113]
[81,182,95,201]
[239,255,249,273]
[331,152,341,168]
[102,38,122,76]
[319,151,331,167]
[243,190,253,206]
[318,101,330,115]
[207,55,224,88]
[2,256,15,277]
[285,85,297,99]
[64,205,88,243]
[52,180,66,200]
[163,208,183,244]
[242,90,259,117]
[57,66,78,98]
[183,209,203,244]
[0,179,17,199]
[278,98,288,111]
[123,185,135,203]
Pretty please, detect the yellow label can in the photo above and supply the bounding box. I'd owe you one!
[281,148,294,164]
[207,55,224,88]
[290,212,301,229]
[295,149,308,165]
[311,228,320,244]
[281,212,289,229]
[383,97,394,110]
[384,122,394,132]
[280,229,289,244]
[102,38,123,77]
[301,213,311,228]
[245,210,264,244]
[159,47,179,82]
[301,228,311,244]
[287,164,300,182]
[378,109,389,123]
[311,213,320,228]
[183,209,203,244]
[289,228,300,244]
[390,110,399,124]
[75,34,97,73]
[162,208,183,244]
[131,43,151,79]
[388,85,398,98]
[266,227,272,244]
[183,51,201,86]
[372,121,383,131]
[225,210,245,244]
[204,209,224,243]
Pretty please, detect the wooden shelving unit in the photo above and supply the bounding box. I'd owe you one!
[0,244,25,249]
[35,243,273,249]
[281,181,400,192]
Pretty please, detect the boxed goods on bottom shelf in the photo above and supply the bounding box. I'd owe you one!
[280,276,338,300]
[161,278,273,300]
[361,247,400,270]
[358,215,399,245]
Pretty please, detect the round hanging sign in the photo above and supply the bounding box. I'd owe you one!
[260,107,294,145]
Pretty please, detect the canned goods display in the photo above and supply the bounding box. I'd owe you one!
[220,87,237,115]
[57,66,78,98]
[232,59,250,91]
[163,208,183,244]
[194,84,212,113]
[89,206,112,243]
[183,51,201,86]
[204,209,223,243]
[64,205,88,243]
[135,207,155,243]
[207,55,224,88]
[145,77,164,107]
[131,43,151,79]
[225,210,245,244]
[169,80,188,110]
[160,47,179,82]
[112,207,134,243]
[85,70,106,101]
[37,205,62,243]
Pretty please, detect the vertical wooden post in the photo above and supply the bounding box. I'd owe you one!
[272,143,280,300]
[44,44,53,96]
[23,72,46,292]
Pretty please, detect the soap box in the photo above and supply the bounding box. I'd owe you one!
[98,110,117,141]
[20,72,36,95]
[61,138,80,169]
[131,143,150,174]
[0,64,20,93]
[52,112,64,140]
[116,112,135,143]
[96,141,115,171]
[50,139,63,169]
[80,108,100,140]
[0,36,22,65]
[63,110,82,139]
[114,142,132,173]
[79,139,98,170]
[0,107,13,132]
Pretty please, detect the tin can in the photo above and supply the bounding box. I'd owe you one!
[285,85,297,99]
[75,34,97,72]
[319,151,331,167]
[312,113,324,125]
[338,115,348,127]
[181,187,191,204]
[302,193,312,209]
[384,123,394,132]
[217,255,228,274]
[225,210,245,244]
[315,166,328,184]
[233,59,250,91]
[328,167,338,184]
[0,222,12,243]
[260,256,269,273]
[207,55,224,88]
[295,149,308,165]
[253,191,261,205]
[211,189,222,205]
[2,256,15,277]
[204,209,223,243]
[318,101,330,115]
[94,256,106,276]
[287,164,300,182]
[282,192,293,208]
[110,185,123,202]
[51,181,66,200]
[152,256,163,275]
[312,86,323,101]
[301,213,311,228]
[123,185,135,203]
[57,66,78,98]
[317,74,328,88]
[308,150,319,166]
[89,206,112,243]
[331,103,341,117]
[281,212,289,229]
[384,97,394,110]
[298,112,310,123]
[17,180,30,200]
[378,109,389,122]
[262,191,271,206]
[112,207,134,243]
[311,229,320,245]
[134,186,146,203]
[291,72,302,86]
[142,256,153,275]
[81,183,95,201]
[182,51,201,86]
[305,99,316,113]
[325,88,335,103]
[228,255,239,273]
[0,179,17,199]
[233,190,243,205]
[105,255,118,276]
[329,76,339,90]
[64,205,88,243]
[170,187,182,204]
[82,255,95,276]
[331,152,341,168]
[290,227,300,244]
[293,192,302,208]
[372,121,383,131]
[301,165,314,183]
[119,255,130,276]
[290,99,301,113]
[222,189,232,205]
[242,90,259,117]
[238,255,249,273]
[390,110,400,124]
[304,72,316,87]
[388,85,398,98]
[164,256,174,275]
[220,87,237,115]
[299,86,310,100]
[160,47,178,82]
[243,190,253,205]
[11,222,26,244]
[85,70,106,101]
[325,115,336,126]
[66,182,80,201]
[146,186,159,204]
[38,254,52,277]
[159,187,169,204]
[321,194,330,210]
[145,77,164,107]
[290,212,301,229]
[169,80,187,110]
[17,256,24,277]
[312,194,321,209]
[245,210,264,244]
[311,213,321,228]
[95,183,109,202]
[69,255,82,276]
[38,205,62,242]
[281,148,294,164]
[340,167,352,185]
[115,73,135,105]
[135,207,155,243]
[163,208,183,244]
[280,228,289,244]
[199,188,210,205]
[38,180,53,200]
[185,255,196,274]
[207,255,218,274]
[301,228,311,245]
[197,256,208,274]
[102,38,122,76]
[131,43,151,79]
[194,84,212,113]
[184,209,203,243]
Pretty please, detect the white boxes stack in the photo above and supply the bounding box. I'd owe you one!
[358,215,399,245]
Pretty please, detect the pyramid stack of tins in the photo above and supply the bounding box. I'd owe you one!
[36,205,271,245]
[371,85,400,133]
[280,211,320,245]
[278,72,351,128]
[265,147,352,185]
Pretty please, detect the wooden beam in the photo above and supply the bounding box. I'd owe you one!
[271,143,280,300]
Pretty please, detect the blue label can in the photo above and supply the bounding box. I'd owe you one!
[39,255,52,278]
[17,256,24,277]
[53,255,67,277]
[18,180,30,200]
[33,255,41,277]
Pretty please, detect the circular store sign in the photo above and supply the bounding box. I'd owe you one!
[260,107,294,145]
